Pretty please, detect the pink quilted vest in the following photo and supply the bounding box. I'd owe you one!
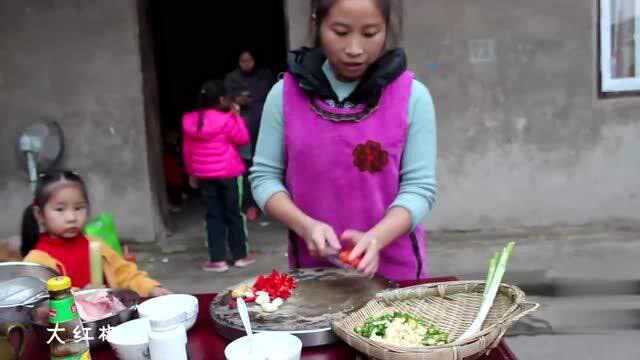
[283,71,428,281]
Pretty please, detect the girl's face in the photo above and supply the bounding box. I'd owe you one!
[319,0,387,81]
[36,185,88,238]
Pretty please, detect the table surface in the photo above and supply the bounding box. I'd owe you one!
[23,276,518,360]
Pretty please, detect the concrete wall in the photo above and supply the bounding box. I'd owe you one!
[287,0,640,230]
[3,0,638,238]
[0,1,162,241]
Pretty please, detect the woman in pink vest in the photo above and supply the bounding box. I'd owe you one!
[250,0,437,281]
[183,80,255,272]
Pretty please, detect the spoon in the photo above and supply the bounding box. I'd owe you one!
[237,298,264,359]
[236,297,252,336]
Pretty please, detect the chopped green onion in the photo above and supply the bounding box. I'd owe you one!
[354,312,450,346]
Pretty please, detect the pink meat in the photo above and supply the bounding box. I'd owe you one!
[75,291,126,322]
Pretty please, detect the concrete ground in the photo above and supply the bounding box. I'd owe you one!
[129,202,640,360]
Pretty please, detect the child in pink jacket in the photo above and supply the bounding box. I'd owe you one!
[183,80,255,272]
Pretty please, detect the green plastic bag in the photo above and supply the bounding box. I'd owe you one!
[84,213,123,256]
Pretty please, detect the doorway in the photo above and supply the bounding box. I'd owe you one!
[142,1,289,237]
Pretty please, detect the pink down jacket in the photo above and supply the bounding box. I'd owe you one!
[182,109,249,179]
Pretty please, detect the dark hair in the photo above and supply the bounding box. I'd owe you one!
[238,50,255,61]
[197,80,229,131]
[310,0,403,48]
[21,170,89,256]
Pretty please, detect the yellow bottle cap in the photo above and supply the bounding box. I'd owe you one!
[47,276,71,292]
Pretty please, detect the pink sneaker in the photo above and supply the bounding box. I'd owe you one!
[233,257,256,268]
[202,261,229,272]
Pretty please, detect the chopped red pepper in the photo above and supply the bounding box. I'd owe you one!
[252,269,297,300]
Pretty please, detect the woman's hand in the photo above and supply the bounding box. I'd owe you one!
[301,218,341,258]
[341,230,381,277]
[149,287,171,297]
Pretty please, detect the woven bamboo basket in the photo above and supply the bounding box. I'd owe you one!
[332,281,539,360]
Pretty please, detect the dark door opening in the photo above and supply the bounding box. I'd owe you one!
[146,1,288,232]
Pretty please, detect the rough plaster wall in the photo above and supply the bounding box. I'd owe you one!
[0,1,160,241]
[287,0,640,230]
[407,0,640,230]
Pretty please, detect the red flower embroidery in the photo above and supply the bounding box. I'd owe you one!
[353,140,389,173]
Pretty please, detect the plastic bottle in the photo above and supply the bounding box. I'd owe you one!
[148,313,188,360]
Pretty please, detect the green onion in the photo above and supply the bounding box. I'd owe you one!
[459,242,515,341]
[355,312,450,346]
[484,252,499,296]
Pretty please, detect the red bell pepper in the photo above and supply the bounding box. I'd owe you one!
[339,250,362,268]
[252,269,297,300]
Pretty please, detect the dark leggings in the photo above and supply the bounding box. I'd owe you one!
[200,179,247,262]
[241,158,257,211]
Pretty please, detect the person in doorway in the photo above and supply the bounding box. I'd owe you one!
[21,170,170,297]
[224,50,275,221]
[250,0,437,281]
[183,80,256,272]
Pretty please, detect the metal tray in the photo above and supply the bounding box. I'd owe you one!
[210,268,396,347]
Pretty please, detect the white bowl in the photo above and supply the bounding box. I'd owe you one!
[137,294,198,331]
[225,332,302,360]
[106,318,151,360]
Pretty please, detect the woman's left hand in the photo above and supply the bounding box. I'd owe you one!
[149,287,172,297]
[341,230,381,277]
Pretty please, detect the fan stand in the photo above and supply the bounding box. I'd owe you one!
[18,135,41,193]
